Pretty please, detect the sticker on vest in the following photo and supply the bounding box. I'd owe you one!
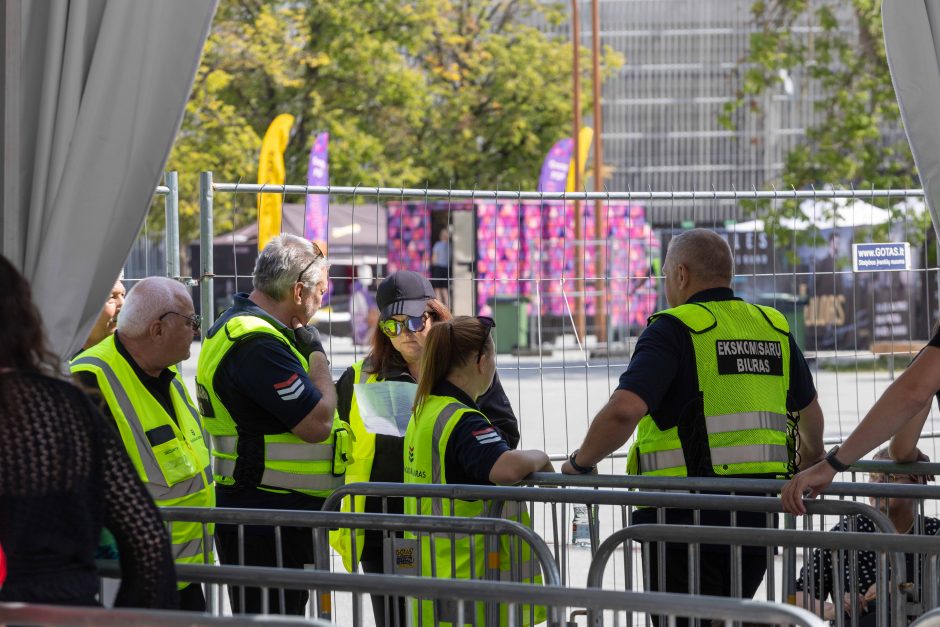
[715,340,783,375]
[384,537,418,574]
[195,383,214,417]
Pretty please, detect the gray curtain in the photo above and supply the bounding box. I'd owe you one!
[2,0,216,358]
[883,0,940,236]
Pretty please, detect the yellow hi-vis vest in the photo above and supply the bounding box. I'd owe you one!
[403,394,546,626]
[626,300,793,479]
[329,359,380,572]
[195,312,349,498]
[70,335,215,584]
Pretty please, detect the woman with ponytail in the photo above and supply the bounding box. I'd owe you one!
[331,271,520,626]
[404,316,551,626]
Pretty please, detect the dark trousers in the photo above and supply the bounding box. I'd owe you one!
[215,524,315,615]
[360,533,407,627]
[178,583,206,612]
[646,544,767,627]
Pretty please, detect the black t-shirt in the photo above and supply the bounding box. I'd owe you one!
[75,332,180,427]
[211,295,322,435]
[622,288,814,537]
[432,381,511,485]
[617,287,817,431]
[206,294,325,508]
[335,363,520,487]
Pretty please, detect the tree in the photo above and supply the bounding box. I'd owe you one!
[720,0,928,243]
[723,0,914,189]
[155,0,622,246]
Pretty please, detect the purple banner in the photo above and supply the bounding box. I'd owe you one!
[304,132,329,241]
[537,137,573,194]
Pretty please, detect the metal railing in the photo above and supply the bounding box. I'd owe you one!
[321,482,896,612]
[93,562,828,627]
[587,524,940,627]
[0,602,325,626]
[160,506,559,622]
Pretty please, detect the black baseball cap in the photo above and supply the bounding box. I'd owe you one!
[376,271,435,319]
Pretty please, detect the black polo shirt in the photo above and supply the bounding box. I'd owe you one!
[621,288,817,539]
[207,294,325,511]
[617,287,817,430]
[75,332,179,426]
[432,380,511,485]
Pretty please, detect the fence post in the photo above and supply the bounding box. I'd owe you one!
[165,171,180,279]
[199,171,214,332]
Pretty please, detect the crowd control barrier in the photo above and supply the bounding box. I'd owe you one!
[587,524,940,627]
[160,507,559,623]
[93,561,828,627]
[322,482,894,609]
[0,602,325,626]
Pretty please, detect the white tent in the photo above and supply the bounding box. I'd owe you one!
[797,197,892,229]
[1,0,217,358]
[883,0,940,238]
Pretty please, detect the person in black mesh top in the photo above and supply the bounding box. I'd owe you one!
[0,255,177,608]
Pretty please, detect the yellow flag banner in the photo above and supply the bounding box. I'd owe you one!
[257,113,295,252]
[565,126,594,192]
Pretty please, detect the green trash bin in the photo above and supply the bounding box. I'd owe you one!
[487,296,529,354]
[757,292,807,351]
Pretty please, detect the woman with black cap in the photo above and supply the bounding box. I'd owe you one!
[330,270,519,626]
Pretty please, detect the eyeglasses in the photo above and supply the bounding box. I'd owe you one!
[380,312,431,338]
[159,311,200,331]
[296,242,326,285]
[869,472,926,485]
[476,316,495,362]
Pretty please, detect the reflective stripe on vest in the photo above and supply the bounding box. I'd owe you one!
[173,537,206,561]
[640,443,789,474]
[705,410,787,434]
[213,458,343,492]
[71,355,210,501]
[429,402,466,517]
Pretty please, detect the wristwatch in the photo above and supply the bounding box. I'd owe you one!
[568,449,596,474]
[824,445,850,472]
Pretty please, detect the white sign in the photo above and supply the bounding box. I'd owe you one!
[852,242,910,272]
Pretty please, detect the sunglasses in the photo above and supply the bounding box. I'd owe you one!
[475,316,495,362]
[159,311,200,331]
[380,312,431,338]
[296,242,326,285]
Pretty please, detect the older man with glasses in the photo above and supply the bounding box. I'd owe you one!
[71,276,213,611]
[196,233,348,616]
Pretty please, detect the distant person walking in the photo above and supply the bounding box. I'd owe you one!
[350,265,379,346]
[430,227,451,308]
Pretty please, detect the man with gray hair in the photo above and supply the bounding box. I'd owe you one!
[71,276,213,611]
[562,228,825,623]
[196,233,347,615]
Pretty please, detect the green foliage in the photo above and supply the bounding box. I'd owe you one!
[155,0,623,245]
[721,0,929,246]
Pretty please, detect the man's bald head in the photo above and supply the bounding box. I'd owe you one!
[665,229,734,286]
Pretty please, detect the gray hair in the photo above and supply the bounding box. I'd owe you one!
[253,233,329,300]
[665,228,734,285]
[117,277,191,337]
